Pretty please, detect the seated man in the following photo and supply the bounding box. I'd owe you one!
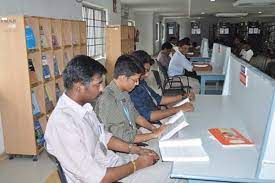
[157,42,173,70]
[130,50,194,123]
[168,38,212,94]
[95,55,166,145]
[45,55,167,183]
[239,41,254,62]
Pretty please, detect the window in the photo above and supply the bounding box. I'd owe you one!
[82,5,106,59]
[156,23,159,41]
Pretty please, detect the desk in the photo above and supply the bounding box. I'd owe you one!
[169,95,271,183]
[196,64,225,95]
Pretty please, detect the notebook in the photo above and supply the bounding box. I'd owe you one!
[159,138,209,162]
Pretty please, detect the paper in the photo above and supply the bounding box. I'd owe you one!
[173,98,190,107]
[248,28,254,34]
[159,138,209,162]
[194,64,209,68]
[160,115,189,141]
[166,111,184,124]
[168,27,174,34]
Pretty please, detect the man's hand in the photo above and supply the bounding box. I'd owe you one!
[135,153,159,170]
[138,148,159,158]
[179,102,194,112]
[185,92,195,101]
[152,125,167,138]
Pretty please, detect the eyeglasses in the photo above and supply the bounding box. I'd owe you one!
[127,77,139,85]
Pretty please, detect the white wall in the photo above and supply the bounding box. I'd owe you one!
[134,12,154,55]
[0,0,82,20]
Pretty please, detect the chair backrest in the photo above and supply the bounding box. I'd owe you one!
[156,61,169,80]
[265,62,275,79]
[152,70,164,93]
[47,153,68,183]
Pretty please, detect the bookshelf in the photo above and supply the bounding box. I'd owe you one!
[105,25,135,83]
[0,16,87,160]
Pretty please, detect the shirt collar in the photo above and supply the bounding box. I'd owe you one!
[58,93,93,119]
[108,80,128,101]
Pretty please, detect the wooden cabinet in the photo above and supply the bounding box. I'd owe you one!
[0,16,86,159]
[105,25,135,83]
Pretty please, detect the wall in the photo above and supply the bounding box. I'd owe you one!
[0,0,82,20]
[134,12,154,55]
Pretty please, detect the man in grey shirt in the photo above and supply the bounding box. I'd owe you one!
[95,55,166,145]
[157,42,173,69]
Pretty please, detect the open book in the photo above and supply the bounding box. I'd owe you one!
[160,113,189,141]
[159,138,209,162]
[173,98,190,107]
[208,128,254,147]
[193,64,209,68]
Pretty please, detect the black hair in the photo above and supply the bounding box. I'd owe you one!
[169,36,177,42]
[62,55,107,90]
[132,50,155,66]
[113,54,145,79]
[161,42,173,50]
[178,38,191,47]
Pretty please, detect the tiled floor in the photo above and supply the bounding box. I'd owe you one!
[0,152,56,183]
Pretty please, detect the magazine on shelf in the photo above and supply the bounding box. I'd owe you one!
[31,91,41,116]
[25,25,36,49]
[41,53,51,80]
[28,59,38,84]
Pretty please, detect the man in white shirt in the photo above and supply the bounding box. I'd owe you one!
[240,41,254,62]
[168,38,212,94]
[45,55,173,183]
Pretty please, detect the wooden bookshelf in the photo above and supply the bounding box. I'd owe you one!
[0,16,87,159]
[105,25,135,83]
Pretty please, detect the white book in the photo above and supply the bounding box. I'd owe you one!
[173,98,190,107]
[166,110,184,125]
[160,114,189,141]
[159,138,209,162]
[194,64,209,68]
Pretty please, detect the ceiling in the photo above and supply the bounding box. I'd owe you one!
[121,0,275,17]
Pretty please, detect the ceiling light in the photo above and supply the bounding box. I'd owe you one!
[258,11,262,13]
[216,13,248,17]
[201,12,205,14]
[210,0,215,2]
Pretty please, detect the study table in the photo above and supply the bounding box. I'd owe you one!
[169,95,272,183]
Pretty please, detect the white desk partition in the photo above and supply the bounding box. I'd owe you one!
[170,54,275,182]
[223,55,275,180]
[210,43,231,75]
[200,38,209,58]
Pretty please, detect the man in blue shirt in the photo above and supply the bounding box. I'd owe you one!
[130,50,195,123]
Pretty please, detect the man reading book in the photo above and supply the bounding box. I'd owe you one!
[130,50,194,123]
[45,55,174,183]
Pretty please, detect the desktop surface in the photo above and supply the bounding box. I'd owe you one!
[170,95,264,182]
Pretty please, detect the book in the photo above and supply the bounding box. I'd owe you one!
[53,55,60,77]
[194,64,209,68]
[44,87,54,113]
[28,59,38,84]
[159,138,209,162]
[40,25,48,48]
[34,120,45,148]
[166,110,184,124]
[41,53,51,80]
[160,114,189,141]
[55,83,62,101]
[31,91,41,116]
[25,25,36,49]
[52,34,59,48]
[208,128,254,147]
[173,98,190,107]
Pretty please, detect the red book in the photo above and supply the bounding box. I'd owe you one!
[208,128,254,147]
